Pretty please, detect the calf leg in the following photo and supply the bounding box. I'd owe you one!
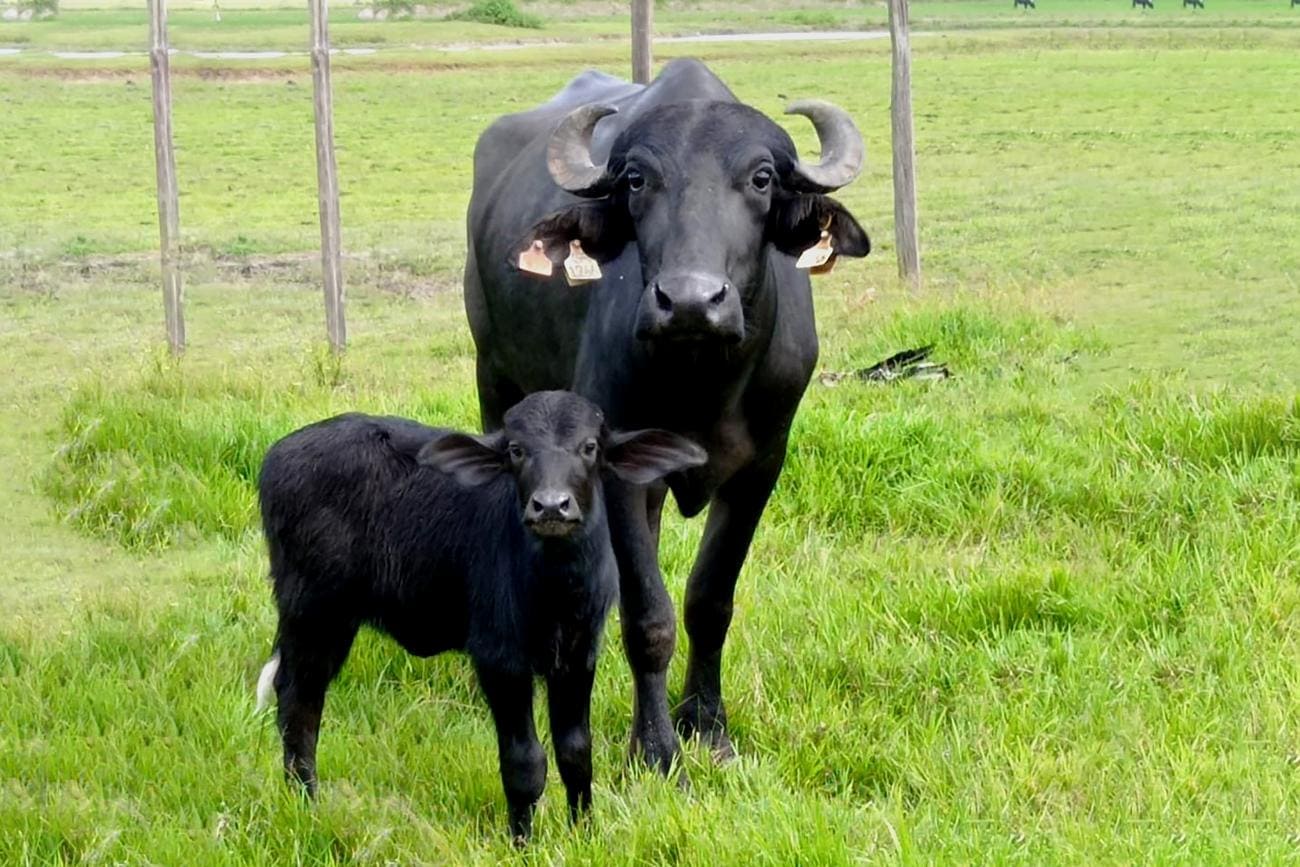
[606,477,681,776]
[477,665,546,843]
[677,448,785,760]
[547,665,596,823]
[274,616,359,796]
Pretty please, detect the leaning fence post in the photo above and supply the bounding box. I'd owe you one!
[149,0,185,354]
[309,0,346,352]
[888,0,921,288]
[631,0,652,84]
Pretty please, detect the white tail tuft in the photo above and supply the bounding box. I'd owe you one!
[255,653,280,713]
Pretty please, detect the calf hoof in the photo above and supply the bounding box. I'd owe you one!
[507,807,534,845]
[283,764,319,799]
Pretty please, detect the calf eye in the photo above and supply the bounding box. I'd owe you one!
[625,169,645,192]
[580,439,598,459]
[507,443,525,463]
[752,168,773,191]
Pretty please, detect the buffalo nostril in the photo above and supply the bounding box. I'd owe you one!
[708,284,729,306]
[528,496,545,515]
[653,283,673,313]
[557,495,572,514]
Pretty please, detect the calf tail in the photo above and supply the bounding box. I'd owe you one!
[255,650,280,713]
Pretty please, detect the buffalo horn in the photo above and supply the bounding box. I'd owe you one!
[784,100,865,193]
[546,103,619,196]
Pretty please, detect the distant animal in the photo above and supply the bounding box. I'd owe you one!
[465,57,871,776]
[1133,0,1154,7]
[254,391,705,842]
[1183,0,1203,8]
[1014,0,1036,8]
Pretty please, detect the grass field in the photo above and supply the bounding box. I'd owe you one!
[4,0,1300,54]
[3,7,1300,864]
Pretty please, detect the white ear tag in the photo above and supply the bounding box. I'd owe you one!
[796,229,834,271]
[563,240,602,285]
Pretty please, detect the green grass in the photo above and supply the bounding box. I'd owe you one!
[3,14,1300,864]
[5,0,1299,54]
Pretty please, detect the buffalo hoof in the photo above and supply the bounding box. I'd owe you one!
[675,704,737,763]
[627,731,689,789]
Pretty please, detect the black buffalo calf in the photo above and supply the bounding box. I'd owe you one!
[255,391,704,841]
[1133,0,1154,8]
[1014,0,1036,9]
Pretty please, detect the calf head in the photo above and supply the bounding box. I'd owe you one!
[419,391,706,539]
[527,99,871,346]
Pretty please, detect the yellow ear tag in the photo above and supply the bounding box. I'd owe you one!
[563,239,602,286]
[518,240,553,278]
[796,229,834,271]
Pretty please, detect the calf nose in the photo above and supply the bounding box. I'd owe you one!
[527,490,577,522]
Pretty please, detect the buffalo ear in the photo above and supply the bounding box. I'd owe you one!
[604,429,707,484]
[769,194,871,259]
[418,431,506,486]
[518,201,633,267]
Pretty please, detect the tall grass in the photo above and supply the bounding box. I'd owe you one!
[13,297,1300,861]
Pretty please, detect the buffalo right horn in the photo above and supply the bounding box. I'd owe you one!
[546,103,619,197]
[784,99,865,193]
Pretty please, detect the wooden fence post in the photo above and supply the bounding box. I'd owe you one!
[309,0,346,352]
[149,0,185,354]
[888,0,921,287]
[631,0,652,84]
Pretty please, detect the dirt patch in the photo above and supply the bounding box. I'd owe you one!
[0,251,458,297]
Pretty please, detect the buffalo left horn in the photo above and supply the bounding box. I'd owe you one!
[547,103,619,196]
[784,100,865,193]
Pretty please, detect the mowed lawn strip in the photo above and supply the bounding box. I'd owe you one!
[2,25,1299,865]
[5,0,1300,54]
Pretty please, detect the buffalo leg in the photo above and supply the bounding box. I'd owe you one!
[546,664,596,823]
[275,616,359,795]
[474,356,523,433]
[606,477,681,776]
[477,665,547,843]
[677,447,785,759]
[644,480,668,551]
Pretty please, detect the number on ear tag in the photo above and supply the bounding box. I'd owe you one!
[796,230,834,271]
[518,240,553,278]
[563,240,602,286]
[810,253,838,276]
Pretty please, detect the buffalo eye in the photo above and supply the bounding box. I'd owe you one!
[580,438,598,460]
[625,169,645,192]
[507,443,525,464]
[752,168,773,192]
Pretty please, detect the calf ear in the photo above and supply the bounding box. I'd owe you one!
[520,201,633,267]
[769,194,871,259]
[604,429,707,484]
[418,431,506,486]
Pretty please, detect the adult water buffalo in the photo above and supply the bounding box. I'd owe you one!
[464,58,871,773]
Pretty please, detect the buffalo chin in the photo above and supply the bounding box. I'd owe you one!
[636,325,745,347]
[525,518,582,539]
